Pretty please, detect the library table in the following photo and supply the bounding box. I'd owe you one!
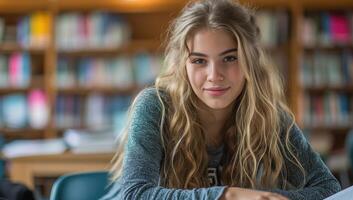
[7,152,114,189]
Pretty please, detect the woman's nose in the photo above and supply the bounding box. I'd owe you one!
[207,62,224,82]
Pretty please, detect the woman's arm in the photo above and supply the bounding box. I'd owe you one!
[270,123,341,200]
[101,88,226,200]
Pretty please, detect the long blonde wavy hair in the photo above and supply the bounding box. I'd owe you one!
[111,0,305,190]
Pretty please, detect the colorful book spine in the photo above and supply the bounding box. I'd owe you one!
[8,53,20,87]
[30,11,50,48]
[28,89,49,129]
[330,14,350,44]
[0,55,7,87]
[2,94,27,128]
[8,53,31,87]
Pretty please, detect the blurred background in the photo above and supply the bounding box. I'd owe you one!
[0,0,352,199]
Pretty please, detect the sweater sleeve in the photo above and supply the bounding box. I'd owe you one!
[101,88,226,200]
[270,123,341,200]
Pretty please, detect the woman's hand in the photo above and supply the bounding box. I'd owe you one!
[220,187,289,200]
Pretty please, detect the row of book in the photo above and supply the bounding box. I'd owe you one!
[300,50,353,87]
[56,12,130,50]
[302,12,353,47]
[0,90,49,129]
[0,10,291,50]
[301,93,351,127]
[55,94,131,132]
[56,53,163,88]
[0,11,129,49]
[255,10,289,47]
[0,12,50,48]
[0,53,31,88]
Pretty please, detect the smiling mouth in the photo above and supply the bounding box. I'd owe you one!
[203,87,230,96]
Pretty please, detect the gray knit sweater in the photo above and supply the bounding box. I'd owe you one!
[101,88,341,200]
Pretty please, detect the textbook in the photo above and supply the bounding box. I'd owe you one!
[324,185,353,200]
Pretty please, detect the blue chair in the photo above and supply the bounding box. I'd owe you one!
[50,171,111,200]
[347,130,353,170]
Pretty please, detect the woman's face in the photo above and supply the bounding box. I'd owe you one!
[186,28,245,110]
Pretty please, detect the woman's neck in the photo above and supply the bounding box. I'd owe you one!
[198,104,233,148]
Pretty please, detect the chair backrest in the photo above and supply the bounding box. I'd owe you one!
[50,171,110,200]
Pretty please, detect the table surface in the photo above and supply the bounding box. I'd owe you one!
[7,152,115,189]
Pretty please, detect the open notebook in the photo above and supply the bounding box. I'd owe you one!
[324,185,353,200]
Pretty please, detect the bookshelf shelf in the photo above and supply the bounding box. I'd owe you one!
[0,0,49,13]
[57,86,140,95]
[304,125,352,133]
[55,0,186,13]
[304,86,353,93]
[0,43,46,54]
[303,45,353,51]
[0,87,40,94]
[299,0,353,9]
[0,128,44,139]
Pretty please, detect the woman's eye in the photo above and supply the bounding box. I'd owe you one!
[191,58,207,64]
[223,55,237,62]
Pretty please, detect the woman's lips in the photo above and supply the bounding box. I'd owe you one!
[204,87,230,96]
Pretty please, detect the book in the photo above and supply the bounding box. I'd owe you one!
[8,53,31,88]
[324,185,353,200]
[84,94,106,130]
[17,15,30,47]
[330,14,351,45]
[0,17,4,42]
[63,129,118,154]
[2,139,67,158]
[28,90,49,129]
[0,55,7,88]
[2,94,27,128]
[30,11,50,48]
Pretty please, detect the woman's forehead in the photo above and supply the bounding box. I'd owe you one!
[186,28,238,54]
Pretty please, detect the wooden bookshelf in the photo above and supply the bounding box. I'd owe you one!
[0,0,352,196]
[0,0,351,150]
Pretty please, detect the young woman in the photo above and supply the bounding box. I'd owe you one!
[102,0,341,199]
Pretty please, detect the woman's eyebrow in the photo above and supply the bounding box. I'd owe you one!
[219,48,237,56]
[188,48,237,57]
[189,52,207,57]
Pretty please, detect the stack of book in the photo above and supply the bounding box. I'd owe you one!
[63,129,118,154]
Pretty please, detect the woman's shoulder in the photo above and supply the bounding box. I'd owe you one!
[136,87,169,104]
[132,87,169,114]
[277,108,307,145]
